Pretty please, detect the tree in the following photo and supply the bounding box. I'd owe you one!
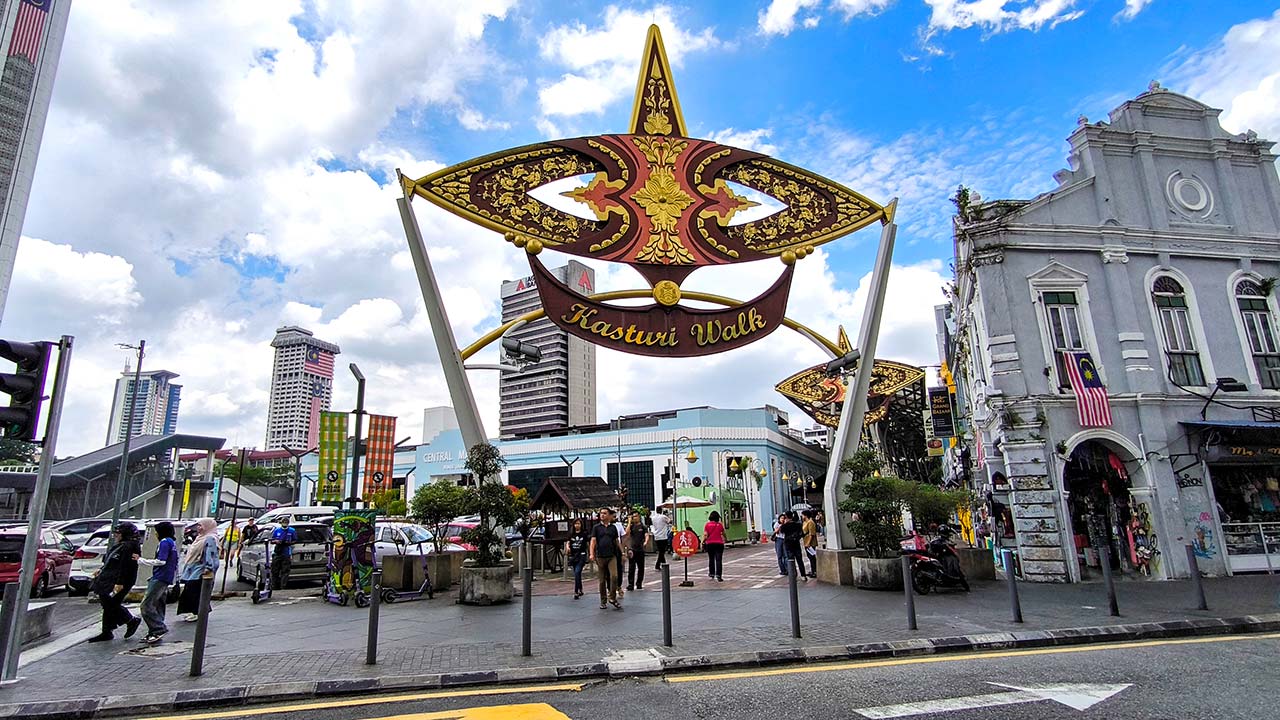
[364,489,407,518]
[0,438,37,465]
[460,443,515,567]
[409,481,468,552]
[837,449,909,559]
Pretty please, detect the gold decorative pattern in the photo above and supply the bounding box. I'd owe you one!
[775,358,925,429]
[653,280,681,306]
[630,135,696,265]
[642,60,674,135]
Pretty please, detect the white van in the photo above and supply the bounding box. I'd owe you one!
[255,505,335,526]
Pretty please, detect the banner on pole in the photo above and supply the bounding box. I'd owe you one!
[317,411,349,503]
[928,387,955,438]
[363,414,397,498]
[181,475,191,512]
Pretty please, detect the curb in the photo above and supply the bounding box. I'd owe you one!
[4,613,1278,719]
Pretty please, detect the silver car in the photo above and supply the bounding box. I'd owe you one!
[47,519,111,549]
[236,522,331,587]
[373,522,466,569]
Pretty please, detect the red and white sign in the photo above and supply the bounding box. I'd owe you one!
[673,529,700,558]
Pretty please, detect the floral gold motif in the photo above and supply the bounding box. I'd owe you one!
[653,280,682,306]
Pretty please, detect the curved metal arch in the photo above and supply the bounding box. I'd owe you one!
[460,289,843,361]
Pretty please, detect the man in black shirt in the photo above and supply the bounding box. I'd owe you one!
[589,507,623,609]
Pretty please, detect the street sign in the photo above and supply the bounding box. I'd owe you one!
[673,529,700,558]
[853,682,1131,718]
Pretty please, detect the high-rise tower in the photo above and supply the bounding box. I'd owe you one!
[498,260,596,438]
[265,326,340,451]
[105,367,182,445]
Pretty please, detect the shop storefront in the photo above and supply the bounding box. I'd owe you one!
[1202,437,1280,574]
[1063,440,1159,580]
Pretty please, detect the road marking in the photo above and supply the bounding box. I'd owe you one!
[853,682,1131,718]
[140,683,584,720]
[667,632,1280,683]
[355,703,570,720]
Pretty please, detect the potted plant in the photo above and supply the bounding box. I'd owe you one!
[837,449,911,590]
[457,443,520,605]
[409,480,469,588]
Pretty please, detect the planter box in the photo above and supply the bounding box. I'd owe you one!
[851,555,904,591]
[424,553,452,588]
[458,565,514,605]
[956,547,995,581]
[447,551,467,582]
[816,548,857,586]
[382,554,428,591]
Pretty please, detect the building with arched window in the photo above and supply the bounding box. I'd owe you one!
[939,84,1280,583]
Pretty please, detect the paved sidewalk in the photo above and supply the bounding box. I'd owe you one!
[2,546,1277,718]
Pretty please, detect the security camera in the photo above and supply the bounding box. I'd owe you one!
[824,349,861,376]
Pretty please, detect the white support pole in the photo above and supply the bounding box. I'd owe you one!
[396,189,487,452]
[823,214,897,551]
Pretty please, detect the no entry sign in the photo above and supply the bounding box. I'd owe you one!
[673,529,700,558]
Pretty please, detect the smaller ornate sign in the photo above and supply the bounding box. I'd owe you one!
[928,387,955,438]
[673,529,700,558]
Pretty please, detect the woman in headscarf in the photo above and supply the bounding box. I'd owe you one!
[87,522,142,643]
[176,518,221,622]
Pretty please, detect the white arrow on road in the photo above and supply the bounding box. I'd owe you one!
[853,682,1132,718]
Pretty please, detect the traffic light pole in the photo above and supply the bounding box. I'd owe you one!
[110,340,144,531]
[1,335,72,681]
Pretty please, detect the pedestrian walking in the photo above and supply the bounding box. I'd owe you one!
[135,521,179,644]
[87,522,142,643]
[589,508,623,609]
[704,511,726,582]
[566,518,590,599]
[779,511,807,579]
[802,510,819,578]
[773,514,788,575]
[270,516,298,590]
[650,508,672,569]
[177,518,220,622]
[625,511,651,590]
[613,509,627,598]
[237,517,258,561]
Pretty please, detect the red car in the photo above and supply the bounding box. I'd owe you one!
[445,521,479,552]
[0,527,75,598]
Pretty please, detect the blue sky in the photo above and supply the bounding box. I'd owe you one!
[6,1,1280,454]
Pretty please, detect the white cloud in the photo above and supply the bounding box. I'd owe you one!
[1166,9,1280,141]
[536,5,724,119]
[1114,0,1154,22]
[758,0,823,36]
[9,237,142,327]
[707,127,781,156]
[922,0,1084,35]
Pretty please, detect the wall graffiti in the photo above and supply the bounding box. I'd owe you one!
[327,510,377,603]
[1187,509,1218,560]
[1127,502,1160,575]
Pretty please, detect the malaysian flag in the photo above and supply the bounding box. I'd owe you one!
[1063,351,1113,427]
[307,380,325,449]
[362,414,397,498]
[304,345,334,377]
[8,0,50,64]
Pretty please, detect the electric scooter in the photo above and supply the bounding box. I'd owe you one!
[380,552,434,603]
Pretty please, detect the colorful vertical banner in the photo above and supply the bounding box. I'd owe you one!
[181,474,191,513]
[362,414,397,498]
[329,509,377,601]
[317,411,349,503]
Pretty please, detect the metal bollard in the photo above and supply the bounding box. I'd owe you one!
[1002,549,1023,623]
[366,569,381,665]
[1099,548,1120,617]
[787,558,801,639]
[1185,544,1208,611]
[902,555,917,631]
[661,565,672,647]
[521,568,532,657]
[189,575,215,677]
[0,583,18,674]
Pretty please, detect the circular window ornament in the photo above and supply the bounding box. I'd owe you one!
[1165,171,1214,219]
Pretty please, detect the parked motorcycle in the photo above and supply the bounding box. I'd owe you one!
[900,526,970,594]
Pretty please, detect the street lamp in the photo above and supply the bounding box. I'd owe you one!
[671,436,698,588]
[110,340,145,532]
[283,444,318,506]
[740,458,767,540]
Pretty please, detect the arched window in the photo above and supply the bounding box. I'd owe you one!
[1235,279,1280,389]
[1151,276,1205,386]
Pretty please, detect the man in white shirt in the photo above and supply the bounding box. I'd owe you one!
[614,510,628,597]
[650,510,672,569]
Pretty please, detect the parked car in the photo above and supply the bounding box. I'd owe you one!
[255,505,336,526]
[0,527,74,598]
[373,522,467,568]
[444,521,479,552]
[69,524,155,595]
[46,519,111,549]
[236,521,331,587]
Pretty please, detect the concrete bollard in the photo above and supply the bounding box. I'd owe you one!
[366,569,382,665]
[1099,548,1120,617]
[661,564,672,647]
[1185,544,1208,611]
[189,576,215,677]
[0,583,18,674]
[1002,549,1023,623]
[788,558,801,639]
[521,568,532,657]
[902,555,917,631]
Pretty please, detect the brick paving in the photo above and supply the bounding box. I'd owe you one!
[3,542,1278,708]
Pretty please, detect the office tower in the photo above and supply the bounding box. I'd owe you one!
[265,326,340,451]
[499,260,596,437]
[422,405,458,444]
[0,0,71,319]
[105,368,182,444]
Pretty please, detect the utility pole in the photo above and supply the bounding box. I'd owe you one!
[110,340,144,530]
[347,363,365,509]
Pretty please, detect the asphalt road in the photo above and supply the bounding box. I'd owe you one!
[136,632,1280,720]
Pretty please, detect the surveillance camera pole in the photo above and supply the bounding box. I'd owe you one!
[347,363,366,509]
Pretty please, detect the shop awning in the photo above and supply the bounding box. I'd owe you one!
[1180,420,1280,430]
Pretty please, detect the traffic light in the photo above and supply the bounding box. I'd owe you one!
[0,340,52,441]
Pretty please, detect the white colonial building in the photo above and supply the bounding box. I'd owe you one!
[943,84,1280,583]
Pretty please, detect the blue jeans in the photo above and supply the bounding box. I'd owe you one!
[141,578,169,636]
[774,539,787,574]
[570,556,587,595]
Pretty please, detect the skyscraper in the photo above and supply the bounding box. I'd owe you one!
[105,368,182,445]
[265,326,340,451]
[499,260,596,438]
[0,0,71,319]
